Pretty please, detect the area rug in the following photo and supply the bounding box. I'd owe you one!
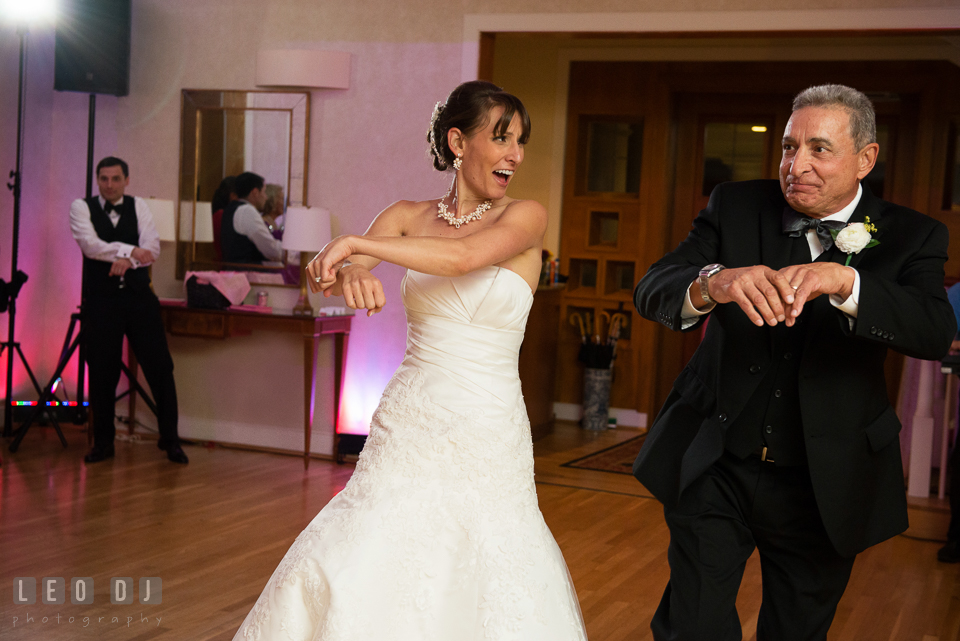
[561,434,646,475]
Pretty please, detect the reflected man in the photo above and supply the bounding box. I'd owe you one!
[221,171,283,264]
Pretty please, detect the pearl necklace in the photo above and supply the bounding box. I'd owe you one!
[437,188,492,229]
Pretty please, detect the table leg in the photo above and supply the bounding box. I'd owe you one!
[333,330,349,464]
[304,332,319,470]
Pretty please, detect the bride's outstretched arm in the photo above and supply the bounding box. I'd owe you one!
[307,199,546,291]
[312,199,419,313]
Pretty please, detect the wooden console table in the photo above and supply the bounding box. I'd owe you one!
[154,302,352,468]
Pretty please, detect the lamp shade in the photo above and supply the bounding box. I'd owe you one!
[144,198,176,241]
[256,49,350,89]
[283,206,331,252]
[180,201,214,243]
[194,201,214,243]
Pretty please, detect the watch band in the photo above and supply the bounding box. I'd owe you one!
[698,263,725,305]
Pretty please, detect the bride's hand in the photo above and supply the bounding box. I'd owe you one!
[335,264,386,316]
[306,235,356,293]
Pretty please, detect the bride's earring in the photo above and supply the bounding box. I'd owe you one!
[453,154,463,171]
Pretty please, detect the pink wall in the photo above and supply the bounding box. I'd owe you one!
[0,13,461,437]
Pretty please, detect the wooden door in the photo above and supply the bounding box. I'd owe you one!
[556,63,672,415]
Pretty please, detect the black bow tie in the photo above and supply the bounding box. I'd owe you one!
[781,208,846,251]
[103,201,116,214]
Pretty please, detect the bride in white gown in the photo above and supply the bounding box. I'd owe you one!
[234,81,588,641]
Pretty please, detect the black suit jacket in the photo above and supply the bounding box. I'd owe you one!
[633,180,955,557]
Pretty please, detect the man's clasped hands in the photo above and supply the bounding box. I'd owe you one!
[701,261,856,328]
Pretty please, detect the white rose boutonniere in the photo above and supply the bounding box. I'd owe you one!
[831,216,880,266]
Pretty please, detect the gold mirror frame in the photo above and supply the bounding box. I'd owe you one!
[176,89,310,283]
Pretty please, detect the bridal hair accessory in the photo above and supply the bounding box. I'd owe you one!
[453,154,463,171]
[428,101,445,163]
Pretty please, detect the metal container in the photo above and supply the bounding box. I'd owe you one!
[256,291,268,307]
[582,367,612,431]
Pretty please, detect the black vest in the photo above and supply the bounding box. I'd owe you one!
[724,321,808,465]
[221,200,266,264]
[82,196,150,297]
[724,235,816,466]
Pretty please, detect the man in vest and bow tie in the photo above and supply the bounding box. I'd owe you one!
[220,171,283,265]
[633,85,955,639]
[69,156,188,465]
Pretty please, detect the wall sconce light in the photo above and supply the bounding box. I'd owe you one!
[255,49,350,89]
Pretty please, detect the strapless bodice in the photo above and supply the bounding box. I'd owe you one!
[398,266,533,417]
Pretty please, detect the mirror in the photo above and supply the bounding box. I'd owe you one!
[177,89,310,284]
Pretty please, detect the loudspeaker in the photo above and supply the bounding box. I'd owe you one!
[54,0,131,96]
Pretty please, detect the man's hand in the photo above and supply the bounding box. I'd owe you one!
[131,247,154,264]
[778,263,856,325]
[109,258,133,277]
[332,263,386,316]
[698,265,797,327]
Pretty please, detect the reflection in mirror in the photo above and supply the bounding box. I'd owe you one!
[585,119,644,194]
[177,89,310,285]
[701,122,769,196]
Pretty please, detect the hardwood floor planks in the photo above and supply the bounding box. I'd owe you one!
[2,421,959,639]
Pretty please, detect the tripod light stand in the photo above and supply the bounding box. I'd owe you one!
[2,23,45,439]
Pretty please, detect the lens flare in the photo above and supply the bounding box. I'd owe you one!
[1,0,57,24]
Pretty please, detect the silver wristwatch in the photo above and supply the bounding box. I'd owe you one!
[698,263,725,305]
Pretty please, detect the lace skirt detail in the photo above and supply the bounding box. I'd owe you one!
[234,370,587,641]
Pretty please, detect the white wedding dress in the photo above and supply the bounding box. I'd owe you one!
[235,265,588,641]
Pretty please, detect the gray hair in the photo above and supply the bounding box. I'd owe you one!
[792,84,876,151]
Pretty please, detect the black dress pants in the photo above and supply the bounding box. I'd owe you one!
[652,451,855,641]
[84,290,179,449]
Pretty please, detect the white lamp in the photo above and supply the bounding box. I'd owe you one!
[282,206,332,316]
[144,199,176,242]
[178,201,214,243]
[194,201,214,243]
[256,50,351,89]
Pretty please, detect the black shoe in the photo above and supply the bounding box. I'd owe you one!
[165,445,189,464]
[938,540,960,563]
[84,446,115,464]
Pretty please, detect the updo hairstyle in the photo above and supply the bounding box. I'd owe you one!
[427,80,531,172]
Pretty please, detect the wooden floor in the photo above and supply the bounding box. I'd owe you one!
[2,421,959,640]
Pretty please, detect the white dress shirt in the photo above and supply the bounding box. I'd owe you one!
[681,184,864,327]
[69,195,160,268]
[231,200,283,262]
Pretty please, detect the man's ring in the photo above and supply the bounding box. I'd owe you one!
[314,276,322,283]
[792,285,799,290]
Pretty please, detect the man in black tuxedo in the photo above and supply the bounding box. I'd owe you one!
[633,85,955,639]
[69,157,188,465]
